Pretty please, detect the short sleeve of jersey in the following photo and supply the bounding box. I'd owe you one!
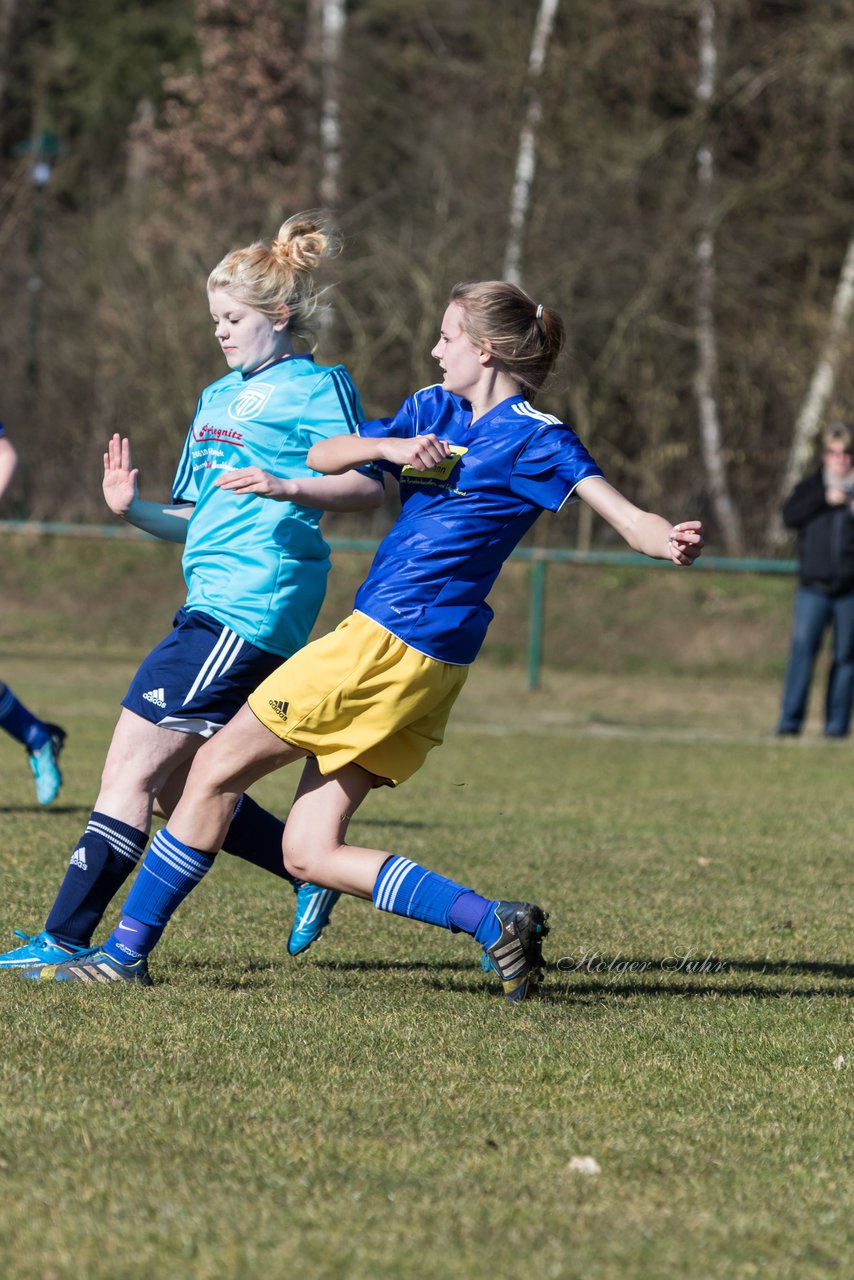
[358,394,420,439]
[511,424,604,512]
[357,395,420,475]
[0,422,5,438]
[303,368,383,482]
[171,396,203,504]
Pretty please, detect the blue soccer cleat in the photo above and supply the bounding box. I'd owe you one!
[0,929,92,971]
[288,882,341,955]
[27,724,66,806]
[481,901,549,1003]
[26,946,152,985]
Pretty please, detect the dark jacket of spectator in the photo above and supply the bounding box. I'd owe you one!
[782,468,854,595]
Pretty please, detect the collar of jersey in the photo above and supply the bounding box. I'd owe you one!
[241,354,314,382]
[457,392,526,428]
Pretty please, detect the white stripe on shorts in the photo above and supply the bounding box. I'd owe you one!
[182,626,244,707]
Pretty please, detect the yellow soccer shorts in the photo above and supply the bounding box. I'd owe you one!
[248,612,469,786]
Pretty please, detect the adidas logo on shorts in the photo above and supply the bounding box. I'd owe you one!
[268,699,289,720]
[70,846,88,871]
[143,688,167,708]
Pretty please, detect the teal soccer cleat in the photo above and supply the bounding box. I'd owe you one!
[27,724,66,806]
[481,901,549,1003]
[288,882,341,955]
[26,946,152,985]
[0,929,92,971]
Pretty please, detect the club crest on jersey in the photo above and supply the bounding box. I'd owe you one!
[401,444,467,483]
[228,382,275,422]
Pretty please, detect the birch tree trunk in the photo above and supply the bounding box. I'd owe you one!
[503,0,560,285]
[317,0,345,208]
[781,233,854,493]
[694,0,744,556]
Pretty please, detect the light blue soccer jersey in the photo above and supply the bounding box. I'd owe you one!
[171,355,365,658]
[355,385,603,664]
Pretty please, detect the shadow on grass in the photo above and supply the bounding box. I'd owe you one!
[531,953,854,1000]
[315,956,854,1001]
[422,976,854,1001]
[0,804,89,816]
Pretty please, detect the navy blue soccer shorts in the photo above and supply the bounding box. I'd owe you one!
[122,607,284,738]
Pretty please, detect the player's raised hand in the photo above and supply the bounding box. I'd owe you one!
[667,520,704,566]
[381,434,451,472]
[102,433,139,517]
[214,467,295,501]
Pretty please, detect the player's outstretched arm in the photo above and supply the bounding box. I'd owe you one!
[103,433,192,543]
[214,467,384,511]
[575,476,704,566]
[307,433,451,475]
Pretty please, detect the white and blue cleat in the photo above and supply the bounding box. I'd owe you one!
[27,724,66,806]
[0,929,93,971]
[288,882,340,955]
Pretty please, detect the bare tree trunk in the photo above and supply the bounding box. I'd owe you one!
[694,0,744,555]
[503,0,560,285]
[781,233,854,493]
[317,0,346,208]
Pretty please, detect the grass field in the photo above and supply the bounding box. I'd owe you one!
[0,538,852,1279]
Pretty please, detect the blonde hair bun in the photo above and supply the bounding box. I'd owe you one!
[272,212,341,274]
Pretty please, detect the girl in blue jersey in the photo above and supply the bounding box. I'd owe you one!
[36,280,702,1001]
[0,213,382,973]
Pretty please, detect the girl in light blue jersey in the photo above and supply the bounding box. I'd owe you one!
[38,280,703,1001]
[0,213,382,974]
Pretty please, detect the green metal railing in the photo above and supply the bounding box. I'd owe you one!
[1,520,798,690]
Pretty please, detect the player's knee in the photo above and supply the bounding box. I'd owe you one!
[282,829,328,881]
[98,754,156,804]
[282,837,310,880]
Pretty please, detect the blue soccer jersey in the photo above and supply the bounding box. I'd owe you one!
[354,385,603,664]
[171,355,365,658]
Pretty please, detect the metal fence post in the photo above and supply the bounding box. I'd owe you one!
[528,556,547,691]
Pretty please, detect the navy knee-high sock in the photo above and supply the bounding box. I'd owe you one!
[45,811,149,948]
[221,795,293,883]
[0,683,50,750]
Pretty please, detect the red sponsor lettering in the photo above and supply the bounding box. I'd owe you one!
[192,423,245,445]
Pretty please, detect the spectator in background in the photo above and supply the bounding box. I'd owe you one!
[0,423,66,802]
[778,421,854,738]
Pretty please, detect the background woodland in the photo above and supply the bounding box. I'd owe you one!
[1,0,852,553]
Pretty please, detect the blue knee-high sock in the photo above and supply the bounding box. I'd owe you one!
[45,812,148,948]
[221,795,294,883]
[0,684,50,750]
[102,827,214,963]
[372,856,486,931]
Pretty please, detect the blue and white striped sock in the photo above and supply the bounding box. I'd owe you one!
[102,827,214,962]
[372,856,472,930]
